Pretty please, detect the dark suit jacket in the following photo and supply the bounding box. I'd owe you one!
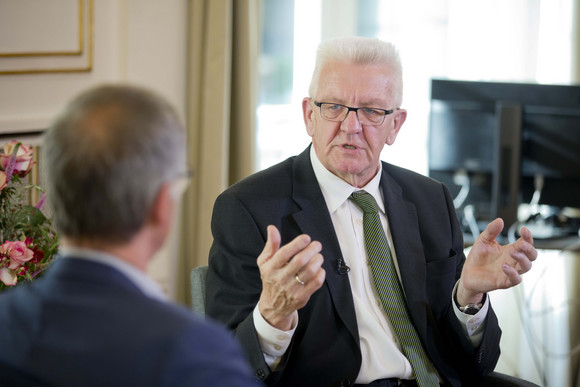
[0,257,255,387]
[207,146,502,387]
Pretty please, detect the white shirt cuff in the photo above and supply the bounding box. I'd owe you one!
[253,305,298,368]
[452,280,489,346]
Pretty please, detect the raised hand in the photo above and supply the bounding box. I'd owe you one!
[257,225,326,330]
[457,218,537,306]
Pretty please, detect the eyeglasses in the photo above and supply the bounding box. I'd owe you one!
[313,101,397,126]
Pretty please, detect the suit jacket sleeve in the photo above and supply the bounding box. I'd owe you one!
[439,182,502,380]
[414,178,502,384]
[206,189,280,384]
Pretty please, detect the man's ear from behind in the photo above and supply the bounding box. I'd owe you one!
[146,183,175,247]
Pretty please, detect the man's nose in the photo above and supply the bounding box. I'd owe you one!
[341,110,362,133]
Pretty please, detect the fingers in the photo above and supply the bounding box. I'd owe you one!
[465,220,538,294]
[302,267,326,294]
[513,236,537,262]
[515,226,537,260]
[479,218,504,243]
[294,249,325,290]
[273,235,313,269]
[506,226,537,275]
[502,263,523,286]
[285,239,322,275]
[519,226,535,246]
[257,225,281,266]
[257,225,311,268]
[256,227,326,330]
[508,249,533,274]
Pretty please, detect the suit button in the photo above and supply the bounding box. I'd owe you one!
[341,379,352,386]
[255,369,266,380]
[477,349,485,363]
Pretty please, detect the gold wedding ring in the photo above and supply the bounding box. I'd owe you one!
[295,275,305,286]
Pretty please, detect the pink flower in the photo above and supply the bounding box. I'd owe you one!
[0,267,17,286]
[0,170,6,191]
[25,239,44,264]
[0,241,34,270]
[0,141,34,177]
[16,266,28,276]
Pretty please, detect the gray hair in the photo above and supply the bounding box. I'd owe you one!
[43,84,186,244]
[308,37,404,107]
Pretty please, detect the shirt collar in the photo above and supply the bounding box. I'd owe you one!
[60,246,167,301]
[309,146,385,214]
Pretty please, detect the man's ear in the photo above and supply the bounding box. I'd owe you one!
[302,98,315,137]
[148,183,173,231]
[386,108,407,145]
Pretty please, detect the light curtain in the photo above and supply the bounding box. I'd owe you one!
[176,0,258,305]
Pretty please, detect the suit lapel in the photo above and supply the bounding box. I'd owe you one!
[289,148,360,344]
[380,166,428,339]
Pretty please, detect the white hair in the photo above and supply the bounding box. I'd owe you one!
[308,37,403,107]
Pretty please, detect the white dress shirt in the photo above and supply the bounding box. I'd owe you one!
[254,147,489,381]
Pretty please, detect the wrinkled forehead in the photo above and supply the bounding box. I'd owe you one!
[315,60,397,107]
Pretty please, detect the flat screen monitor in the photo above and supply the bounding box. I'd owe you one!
[428,79,580,240]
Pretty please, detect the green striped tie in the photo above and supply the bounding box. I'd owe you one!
[349,191,439,387]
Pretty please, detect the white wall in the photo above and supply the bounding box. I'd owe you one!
[0,0,189,299]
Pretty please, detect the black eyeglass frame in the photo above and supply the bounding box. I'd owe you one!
[313,100,398,126]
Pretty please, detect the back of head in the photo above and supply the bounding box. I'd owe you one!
[308,37,403,106]
[43,84,186,244]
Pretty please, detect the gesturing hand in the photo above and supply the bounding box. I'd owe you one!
[457,218,538,306]
[257,225,326,331]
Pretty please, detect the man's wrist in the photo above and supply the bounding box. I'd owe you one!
[258,301,296,331]
[253,306,296,363]
[454,290,486,315]
[456,278,485,306]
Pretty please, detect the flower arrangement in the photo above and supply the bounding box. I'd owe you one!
[0,141,58,290]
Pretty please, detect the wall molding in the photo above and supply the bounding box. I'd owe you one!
[0,0,93,75]
[0,118,50,135]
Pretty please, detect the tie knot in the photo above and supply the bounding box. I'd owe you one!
[349,191,379,214]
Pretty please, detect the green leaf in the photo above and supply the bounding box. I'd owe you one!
[14,205,48,228]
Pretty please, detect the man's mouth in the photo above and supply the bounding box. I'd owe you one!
[343,145,357,149]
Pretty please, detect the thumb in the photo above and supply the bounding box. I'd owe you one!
[480,218,504,243]
[258,225,281,264]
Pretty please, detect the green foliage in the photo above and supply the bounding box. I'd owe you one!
[0,143,59,290]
